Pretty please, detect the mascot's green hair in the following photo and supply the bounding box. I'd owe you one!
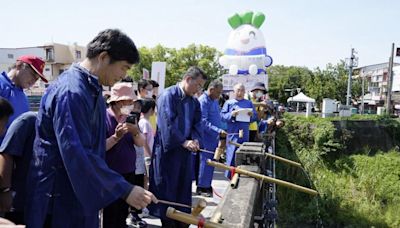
[228,11,265,29]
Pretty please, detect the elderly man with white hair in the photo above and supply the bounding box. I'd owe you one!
[221,83,257,178]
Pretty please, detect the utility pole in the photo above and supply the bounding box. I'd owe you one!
[386,43,395,115]
[361,72,365,114]
[346,48,357,106]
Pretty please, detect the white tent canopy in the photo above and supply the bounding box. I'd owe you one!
[287,92,315,103]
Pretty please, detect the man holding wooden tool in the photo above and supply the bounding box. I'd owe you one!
[196,79,227,197]
[149,66,207,227]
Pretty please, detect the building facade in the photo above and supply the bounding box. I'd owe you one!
[0,43,86,95]
[356,62,400,113]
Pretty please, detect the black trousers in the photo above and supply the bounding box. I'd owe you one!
[130,173,145,214]
[161,218,189,228]
[103,172,135,228]
[249,130,257,142]
[5,211,24,225]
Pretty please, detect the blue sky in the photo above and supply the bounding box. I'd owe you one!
[1,0,399,69]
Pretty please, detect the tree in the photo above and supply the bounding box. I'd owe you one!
[267,65,313,104]
[127,44,361,106]
[267,61,362,107]
[127,44,223,87]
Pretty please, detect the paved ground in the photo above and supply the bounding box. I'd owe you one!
[140,168,229,227]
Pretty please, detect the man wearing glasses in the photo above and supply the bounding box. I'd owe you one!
[0,55,47,144]
[149,66,207,227]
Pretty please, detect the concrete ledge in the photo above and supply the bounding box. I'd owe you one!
[211,165,260,228]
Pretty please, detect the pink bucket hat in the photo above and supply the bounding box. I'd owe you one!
[107,82,137,103]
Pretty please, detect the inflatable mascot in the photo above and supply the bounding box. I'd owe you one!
[219,11,273,75]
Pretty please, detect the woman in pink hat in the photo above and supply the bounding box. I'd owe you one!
[103,82,146,228]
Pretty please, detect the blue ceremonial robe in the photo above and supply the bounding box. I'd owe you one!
[197,92,223,188]
[221,98,257,178]
[0,72,29,144]
[149,85,203,220]
[25,64,132,228]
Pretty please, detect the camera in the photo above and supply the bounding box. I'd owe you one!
[125,112,140,124]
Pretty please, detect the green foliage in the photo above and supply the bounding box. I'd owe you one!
[127,44,364,104]
[267,61,364,106]
[276,115,400,227]
[328,114,384,121]
[126,44,223,87]
[267,65,313,104]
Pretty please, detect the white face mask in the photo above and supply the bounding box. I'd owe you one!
[145,91,153,98]
[256,91,263,98]
[120,105,134,115]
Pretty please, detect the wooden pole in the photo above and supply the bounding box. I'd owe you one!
[166,207,227,228]
[213,134,227,160]
[213,147,224,160]
[158,199,192,209]
[199,149,215,154]
[206,160,318,196]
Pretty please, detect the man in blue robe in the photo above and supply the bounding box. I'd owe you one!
[196,79,226,197]
[149,66,207,227]
[0,55,48,144]
[25,29,157,228]
[0,112,36,224]
[221,83,257,178]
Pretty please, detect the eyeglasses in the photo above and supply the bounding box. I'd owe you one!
[194,81,203,91]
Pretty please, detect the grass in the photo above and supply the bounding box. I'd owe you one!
[275,114,400,227]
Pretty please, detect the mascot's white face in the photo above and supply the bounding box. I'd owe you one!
[226,24,266,52]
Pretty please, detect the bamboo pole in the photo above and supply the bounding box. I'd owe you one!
[265,153,302,168]
[191,198,207,216]
[230,173,239,188]
[228,129,244,138]
[213,135,227,160]
[213,147,224,160]
[228,141,241,147]
[166,207,227,228]
[206,160,318,196]
[210,211,223,223]
[229,141,302,168]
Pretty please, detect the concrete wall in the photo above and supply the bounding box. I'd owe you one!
[332,120,399,154]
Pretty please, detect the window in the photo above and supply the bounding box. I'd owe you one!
[370,82,379,88]
[7,54,14,59]
[46,48,54,61]
[75,50,81,59]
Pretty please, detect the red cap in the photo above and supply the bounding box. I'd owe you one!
[17,55,48,83]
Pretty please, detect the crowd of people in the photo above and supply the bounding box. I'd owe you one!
[0,28,283,228]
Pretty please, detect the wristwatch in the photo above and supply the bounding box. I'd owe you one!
[0,187,11,193]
